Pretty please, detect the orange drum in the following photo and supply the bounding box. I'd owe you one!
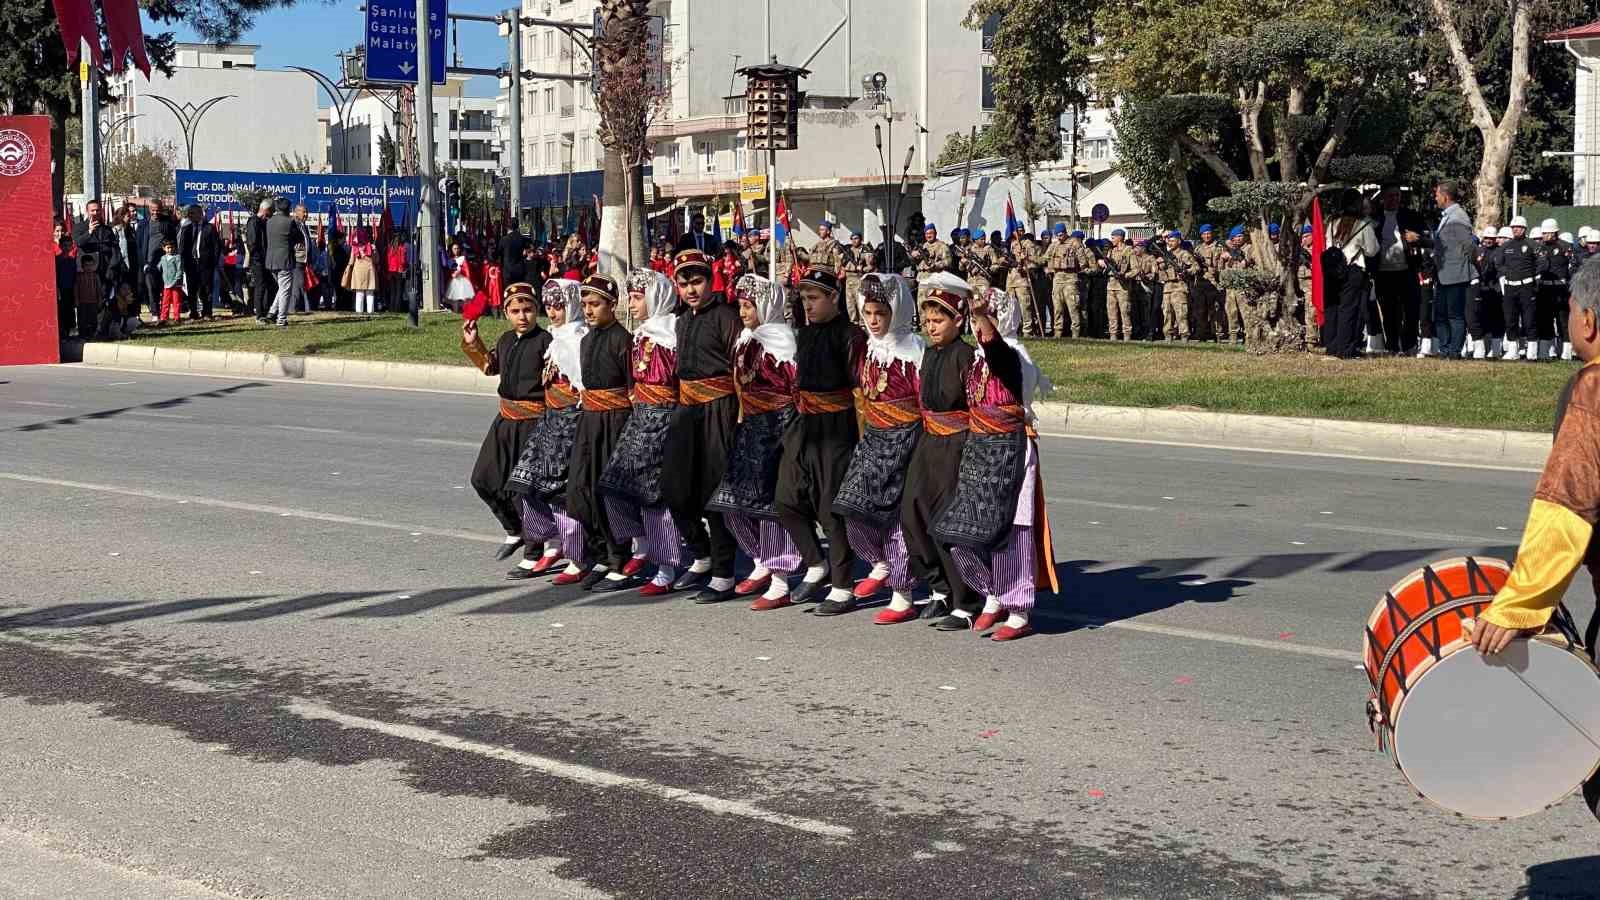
[1364,556,1600,819]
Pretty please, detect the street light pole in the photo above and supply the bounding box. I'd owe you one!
[145,94,236,170]
[504,8,522,224]
[1512,173,1530,221]
[416,0,440,313]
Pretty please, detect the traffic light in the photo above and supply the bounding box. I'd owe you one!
[738,63,809,152]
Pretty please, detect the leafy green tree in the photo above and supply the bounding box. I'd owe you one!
[377,124,398,176]
[105,141,177,195]
[272,151,314,173]
[934,128,1004,170]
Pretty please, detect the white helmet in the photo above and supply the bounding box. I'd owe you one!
[1511,215,1528,229]
[1579,226,1592,241]
[1498,226,1513,239]
[1541,217,1560,233]
[1480,226,1498,239]
[1562,231,1574,244]
[1531,226,1545,239]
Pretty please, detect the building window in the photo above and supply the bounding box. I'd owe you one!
[449,110,458,130]
[450,139,460,160]
[545,87,555,114]
[545,139,556,169]
[981,67,996,111]
[581,136,592,168]
[1082,138,1111,161]
[559,82,574,118]
[544,31,555,57]
[981,13,1001,51]
[665,141,680,175]
[734,135,747,174]
[698,140,716,174]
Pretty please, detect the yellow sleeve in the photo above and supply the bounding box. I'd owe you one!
[462,334,496,375]
[1480,499,1594,630]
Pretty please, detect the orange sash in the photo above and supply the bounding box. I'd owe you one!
[499,398,546,420]
[863,396,920,430]
[796,389,854,415]
[632,382,678,406]
[547,382,580,410]
[680,375,736,405]
[582,387,631,412]
[970,403,1027,435]
[741,388,793,416]
[922,409,971,436]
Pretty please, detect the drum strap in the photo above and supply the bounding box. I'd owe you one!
[1374,596,1488,724]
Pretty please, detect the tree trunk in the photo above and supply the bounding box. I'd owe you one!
[1475,132,1513,228]
[598,146,631,279]
[1022,164,1036,232]
[1427,0,1530,229]
[1170,142,1195,232]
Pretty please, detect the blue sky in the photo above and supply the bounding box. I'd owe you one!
[168,0,507,105]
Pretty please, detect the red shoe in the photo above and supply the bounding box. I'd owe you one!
[991,623,1034,642]
[639,581,673,597]
[735,574,770,596]
[852,576,886,599]
[622,556,647,577]
[552,569,588,586]
[872,606,919,625]
[532,553,566,574]
[750,593,793,611]
[973,610,1003,633]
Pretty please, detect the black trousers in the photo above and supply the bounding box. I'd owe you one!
[1325,269,1368,358]
[901,433,979,616]
[774,411,858,590]
[1502,282,1536,342]
[1371,269,1417,352]
[251,264,275,319]
[663,396,740,578]
[1538,284,1567,342]
[472,416,538,550]
[1466,288,1497,340]
[143,268,164,318]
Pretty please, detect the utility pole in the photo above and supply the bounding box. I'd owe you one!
[80,46,100,203]
[416,0,439,313]
[506,9,522,226]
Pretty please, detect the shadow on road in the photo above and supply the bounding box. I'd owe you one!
[8,381,270,433]
[1517,855,1600,899]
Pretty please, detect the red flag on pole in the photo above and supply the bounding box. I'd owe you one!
[101,0,151,76]
[1309,195,1327,326]
[51,0,101,68]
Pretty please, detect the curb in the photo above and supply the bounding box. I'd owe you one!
[77,342,1552,469]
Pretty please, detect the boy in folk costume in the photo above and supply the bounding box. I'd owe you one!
[767,267,868,614]
[662,249,746,602]
[833,273,927,624]
[703,274,803,608]
[933,287,1059,641]
[506,278,589,579]
[592,270,687,595]
[463,283,554,569]
[559,274,644,587]
[901,272,984,631]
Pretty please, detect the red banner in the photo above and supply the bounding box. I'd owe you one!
[0,116,59,365]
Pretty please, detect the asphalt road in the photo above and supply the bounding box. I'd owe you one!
[0,363,1593,899]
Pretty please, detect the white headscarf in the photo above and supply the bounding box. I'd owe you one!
[861,273,924,368]
[733,273,796,364]
[626,268,678,351]
[980,287,1052,417]
[543,278,587,390]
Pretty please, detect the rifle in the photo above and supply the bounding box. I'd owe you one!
[1087,241,1121,280]
[953,241,994,283]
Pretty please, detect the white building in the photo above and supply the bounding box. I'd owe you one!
[330,76,499,188]
[106,43,320,173]
[1550,22,1600,205]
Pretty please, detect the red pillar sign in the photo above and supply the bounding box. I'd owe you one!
[0,116,59,365]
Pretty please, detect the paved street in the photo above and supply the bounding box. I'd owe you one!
[0,363,1594,899]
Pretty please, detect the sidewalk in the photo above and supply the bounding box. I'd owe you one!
[72,342,1552,469]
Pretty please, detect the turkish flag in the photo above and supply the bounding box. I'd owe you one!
[101,0,151,76]
[51,0,101,68]
[1309,195,1327,326]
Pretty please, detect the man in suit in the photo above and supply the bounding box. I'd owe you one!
[72,199,125,338]
[1429,180,1476,358]
[177,204,221,320]
[245,199,274,322]
[1372,184,1429,354]
[264,198,303,327]
[140,202,179,323]
[674,212,720,255]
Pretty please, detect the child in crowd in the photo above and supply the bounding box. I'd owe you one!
[158,239,185,324]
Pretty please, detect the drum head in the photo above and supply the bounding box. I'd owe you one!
[1394,637,1600,819]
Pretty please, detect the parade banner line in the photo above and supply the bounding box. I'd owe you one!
[176,168,420,220]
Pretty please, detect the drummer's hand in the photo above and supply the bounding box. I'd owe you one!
[1465,617,1520,656]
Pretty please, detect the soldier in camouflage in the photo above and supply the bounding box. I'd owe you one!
[1213,225,1254,344]
[1006,230,1041,336]
[1103,228,1138,341]
[1157,230,1199,341]
[1044,224,1091,338]
[841,230,873,320]
[1296,224,1318,346]
[808,220,845,280]
[1191,223,1225,342]
[913,223,955,306]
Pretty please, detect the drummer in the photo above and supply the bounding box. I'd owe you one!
[1468,260,1600,656]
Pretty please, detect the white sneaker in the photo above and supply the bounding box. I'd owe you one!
[1471,338,1486,360]
[1415,338,1434,359]
[1563,341,1576,361]
[1502,341,1521,361]
[1366,333,1385,353]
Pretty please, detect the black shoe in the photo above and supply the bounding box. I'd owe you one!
[792,580,827,604]
[813,596,857,617]
[580,568,609,590]
[589,574,645,593]
[672,569,709,591]
[692,586,736,605]
[919,594,951,620]
[932,613,975,632]
[506,565,541,580]
[494,538,525,561]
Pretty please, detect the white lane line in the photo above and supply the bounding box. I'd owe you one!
[1039,432,1543,474]
[285,700,853,839]
[106,382,137,386]
[4,400,75,409]
[414,437,482,448]
[272,425,345,435]
[1303,522,1517,546]
[56,363,488,397]
[123,411,195,420]
[1048,497,1160,512]
[1037,612,1362,662]
[0,473,498,545]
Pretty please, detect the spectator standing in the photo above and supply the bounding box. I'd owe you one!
[178,204,220,320]
[1372,185,1427,354]
[499,226,528,288]
[264,197,302,327]
[110,205,140,319]
[53,222,77,339]
[1428,180,1475,359]
[72,199,124,340]
[288,205,314,316]
[221,232,242,310]
[712,243,744,295]
[674,212,721,255]
[386,236,409,311]
[245,200,274,322]
[329,230,351,311]
[1322,190,1378,359]
[157,239,185,323]
[343,227,379,314]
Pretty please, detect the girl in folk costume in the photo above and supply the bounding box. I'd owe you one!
[933,287,1059,641]
[833,273,927,624]
[343,226,380,314]
[592,269,686,596]
[447,240,479,310]
[507,279,589,579]
[704,274,802,608]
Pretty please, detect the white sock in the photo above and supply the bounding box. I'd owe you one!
[920,591,945,608]
[688,556,712,575]
[562,562,583,576]
[763,578,789,600]
[516,558,538,570]
[501,535,521,545]
[631,552,647,562]
[652,565,676,587]
[802,564,826,584]
[887,592,912,612]
[825,587,850,603]
[982,595,1002,615]
[1004,612,1029,629]
[865,562,889,582]
[604,571,627,581]
[542,542,561,557]
[709,576,734,592]
[592,564,610,575]
[949,609,972,621]
[747,565,770,582]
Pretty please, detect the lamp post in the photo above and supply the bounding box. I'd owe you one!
[98,113,141,164]
[863,71,894,272]
[1511,173,1531,221]
[291,65,367,173]
[145,94,235,170]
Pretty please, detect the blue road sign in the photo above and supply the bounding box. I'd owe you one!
[365,0,447,85]
[1091,202,1110,224]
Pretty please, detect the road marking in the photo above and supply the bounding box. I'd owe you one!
[0,473,498,545]
[1037,611,1362,662]
[1303,522,1517,546]
[55,363,489,397]
[4,400,74,409]
[285,700,853,839]
[1048,497,1159,512]
[414,437,481,448]
[123,411,195,420]
[107,381,137,386]
[1039,431,1544,474]
[272,425,344,435]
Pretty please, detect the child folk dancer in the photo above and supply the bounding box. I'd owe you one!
[662,249,745,602]
[506,278,588,579]
[833,273,926,624]
[558,274,643,587]
[703,274,802,608]
[463,283,553,570]
[901,272,984,631]
[932,287,1059,641]
[592,270,685,595]
[770,267,867,614]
